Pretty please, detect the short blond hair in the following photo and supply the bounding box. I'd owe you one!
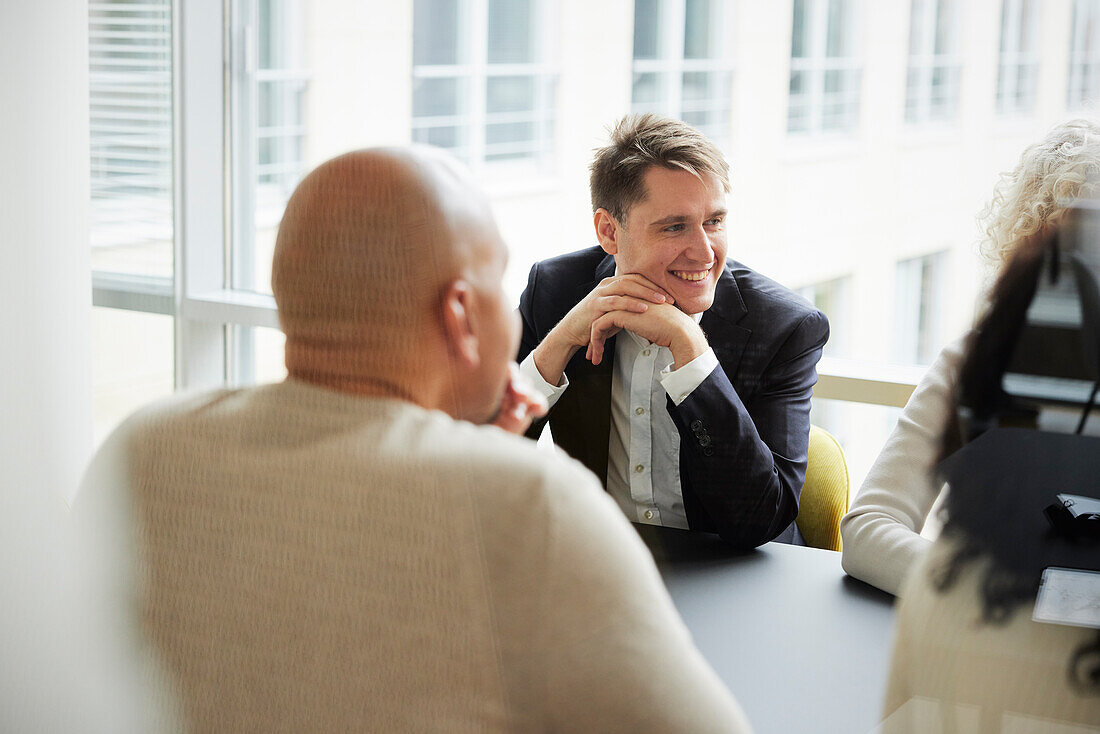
[979,118,1100,261]
[589,113,730,224]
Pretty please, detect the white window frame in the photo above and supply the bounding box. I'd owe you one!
[904,0,962,127]
[996,0,1039,116]
[410,0,558,177]
[630,0,736,147]
[787,0,863,137]
[1068,0,1100,110]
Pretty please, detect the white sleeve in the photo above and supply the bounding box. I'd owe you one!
[518,350,569,409]
[659,348,719,406]
[839,337,966,596]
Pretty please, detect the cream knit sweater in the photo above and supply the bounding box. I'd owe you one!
[882,537,1100,733]
[76,380,750,733]
[840,338,966,596]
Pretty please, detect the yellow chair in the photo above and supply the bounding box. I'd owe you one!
[796,425,850,551]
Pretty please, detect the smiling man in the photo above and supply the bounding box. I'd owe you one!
[518,114,829,548]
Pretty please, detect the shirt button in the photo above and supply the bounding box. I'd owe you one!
[679,394,689,401]
[634,464,644,473]
[634,407,645,415]
[642,349,651,357]
[644,509,654,520]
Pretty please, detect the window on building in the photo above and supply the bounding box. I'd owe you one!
[1068,0,1100,109]
[631,0,735,148]
[411,0,557,173]
[893,251,949,366]
[797,276,851,359]
[788,0,861,135]
[996,0,1039,116]
[905,0,961,125]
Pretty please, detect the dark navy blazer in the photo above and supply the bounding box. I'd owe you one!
[517,246,829,549]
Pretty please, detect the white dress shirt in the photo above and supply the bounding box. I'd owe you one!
[520,313,717,529]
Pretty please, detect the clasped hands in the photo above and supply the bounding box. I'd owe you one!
[532,274,710,388]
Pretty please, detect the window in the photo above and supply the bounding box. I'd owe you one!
[631,0,735,147]
[230,0,309,299]
[1068,0,1100,109]
[89,0,173,278]
[411,0,557,172]
[996,0,1039,116]
[893,251,949,366]
[905,0,961,125]
[90,0,176,439]
[788,0,861,135]
[85,1,1080,489]
[797,276,851,359]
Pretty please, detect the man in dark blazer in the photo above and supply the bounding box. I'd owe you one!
[517,114,828,549]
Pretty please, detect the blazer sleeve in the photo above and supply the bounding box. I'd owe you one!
[668,309,829,549]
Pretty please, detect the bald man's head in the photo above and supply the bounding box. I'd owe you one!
[272,147,516,415]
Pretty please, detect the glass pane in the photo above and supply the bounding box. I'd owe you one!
[413,76,467,118]
[929,66,959,120]
[487,75,536,114]
[909,0,928,54]
[488,0,534,64]
[682,70,714,101]
[1019,0,1037,52]
[789,69,806,95]
[934,0,956,55]
[233,326,287,386]
[93,308,174,446]
[632,71,666,108]
[414,0,463,65]
[633,0,662,60]
[683,0,714,60]
[791,0,809,58]
[89,0,173,279]
[998,0,1011,54]
[1016,64,1038,108]
[826,0,851,57]
[485,121,537,160]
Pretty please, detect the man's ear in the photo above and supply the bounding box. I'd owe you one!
[441,279,480,368]
[594,208,620,255]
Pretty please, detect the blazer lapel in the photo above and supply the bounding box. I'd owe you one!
[701,264,752,385]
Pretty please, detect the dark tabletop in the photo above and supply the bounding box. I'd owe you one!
[636,525,897,734]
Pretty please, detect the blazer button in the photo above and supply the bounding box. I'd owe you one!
[703,447,715,457]
[690,420,703,432]
[698,435,712,448]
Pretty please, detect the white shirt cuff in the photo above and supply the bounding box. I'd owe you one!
[660,348,718,406]
[519,351,569,409]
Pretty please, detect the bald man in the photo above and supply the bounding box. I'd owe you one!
[73,147,752,733]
